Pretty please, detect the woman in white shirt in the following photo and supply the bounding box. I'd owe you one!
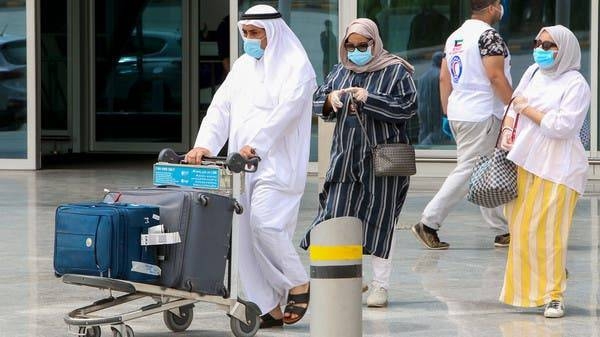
[498,25,590,318]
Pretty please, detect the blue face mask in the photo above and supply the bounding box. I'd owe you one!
[348,47,373,66]
[243,38,264,59]
[533,47,555,69]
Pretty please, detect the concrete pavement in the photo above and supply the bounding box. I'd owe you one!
[0,158,598,337]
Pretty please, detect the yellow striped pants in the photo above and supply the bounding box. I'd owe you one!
[499,167,579,307]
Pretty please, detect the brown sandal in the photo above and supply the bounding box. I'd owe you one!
[283,285,310,325]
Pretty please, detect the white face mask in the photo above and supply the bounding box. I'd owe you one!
[498,4,504,20]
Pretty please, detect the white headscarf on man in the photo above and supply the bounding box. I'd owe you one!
[237,5,316,94]
[340,18,414,74]
[536,25,581,76]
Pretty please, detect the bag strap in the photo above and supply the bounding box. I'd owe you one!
[498,66,540,145]
[512,67,539,138]
[352,97,376,149]
[496,97,517,146]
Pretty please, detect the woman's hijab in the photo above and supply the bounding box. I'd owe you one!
[340,18,414,74]
[536,25,581,76]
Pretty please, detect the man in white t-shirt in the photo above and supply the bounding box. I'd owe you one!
[412,0,513,250]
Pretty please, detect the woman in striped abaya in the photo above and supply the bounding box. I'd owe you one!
[300,18,417,307]
[498,25,590,318]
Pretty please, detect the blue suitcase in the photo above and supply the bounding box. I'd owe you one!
[53,202,160,282]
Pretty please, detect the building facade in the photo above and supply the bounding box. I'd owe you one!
[0,0,598,177]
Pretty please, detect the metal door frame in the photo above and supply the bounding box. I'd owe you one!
[0,0,39,169]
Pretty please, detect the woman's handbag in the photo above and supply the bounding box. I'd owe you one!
[467,98,518,208]
[353,99,416,177]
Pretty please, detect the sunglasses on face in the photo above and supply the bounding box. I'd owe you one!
[533,39,558,50]
[344,40,373,52]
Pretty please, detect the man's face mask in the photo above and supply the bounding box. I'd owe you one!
[244,37,264,59]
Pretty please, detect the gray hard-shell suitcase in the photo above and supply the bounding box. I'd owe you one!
[104,187,241,296]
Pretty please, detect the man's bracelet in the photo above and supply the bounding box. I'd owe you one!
[501,126,514,133]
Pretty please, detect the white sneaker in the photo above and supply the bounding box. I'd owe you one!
[366,285,388,307]
[544,299,565,318]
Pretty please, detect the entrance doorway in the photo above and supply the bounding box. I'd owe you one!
[40,0,229,156]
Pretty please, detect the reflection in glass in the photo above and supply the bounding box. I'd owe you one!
[238,0,339,161]
[417,51,454,146]
[197,1,229,154]
[95,0,182,143]
[320,18,337,82]
[0,0,27,159]
[358,0,454,147]
[358,0,592,150]
[41,0,68,132]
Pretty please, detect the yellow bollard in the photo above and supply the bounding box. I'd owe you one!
[310,216,363,337]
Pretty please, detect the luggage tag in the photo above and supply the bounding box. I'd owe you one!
[141,232,181,246]
[131,261,162,276]
[141,224,181,246]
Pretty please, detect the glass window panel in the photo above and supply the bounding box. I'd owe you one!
[0,0,27,159]
[2,40,26,65]
[122,35,169,56]
[358,0,456,149]
[238,0,339,161]
[197,1,229,150]
[41,0,68,131]
[95,0,183,143]
[358,0,592,151]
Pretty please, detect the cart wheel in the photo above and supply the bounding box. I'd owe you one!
[78,326,101,337]
[163,305,194,332]
[110,325,133,337]
[229,313,260,337]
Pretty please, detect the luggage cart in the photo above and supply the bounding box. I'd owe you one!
[62,153,261,337]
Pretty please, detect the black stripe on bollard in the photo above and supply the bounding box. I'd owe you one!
[310,265,362,279]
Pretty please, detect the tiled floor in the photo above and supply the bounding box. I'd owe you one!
[1,158,598,337]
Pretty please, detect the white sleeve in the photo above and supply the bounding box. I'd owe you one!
[193,69,233,154]
[539,78,591,139]
[507,65,537,119]
[246,78,316,156]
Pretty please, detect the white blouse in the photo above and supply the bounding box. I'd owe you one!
[506,64,591,194]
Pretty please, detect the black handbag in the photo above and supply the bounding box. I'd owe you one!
[353,99,416,177]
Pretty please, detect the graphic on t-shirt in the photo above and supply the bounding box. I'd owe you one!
[450,55,462,83]
[452,39,463,52]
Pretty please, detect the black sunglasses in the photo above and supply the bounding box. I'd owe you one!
[344,40,373,52]
[533,39,558,50]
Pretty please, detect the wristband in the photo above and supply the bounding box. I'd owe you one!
[501,127,513,133]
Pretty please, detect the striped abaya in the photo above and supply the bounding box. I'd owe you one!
[300,62,417,258]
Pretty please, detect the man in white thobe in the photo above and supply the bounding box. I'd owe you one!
[185,4,316,328]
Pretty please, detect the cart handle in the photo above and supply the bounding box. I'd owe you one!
[157,148,260,173]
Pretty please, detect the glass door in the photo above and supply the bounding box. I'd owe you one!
[0,0,37,169]
[192,1,230,155]
[91,0,188,152]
